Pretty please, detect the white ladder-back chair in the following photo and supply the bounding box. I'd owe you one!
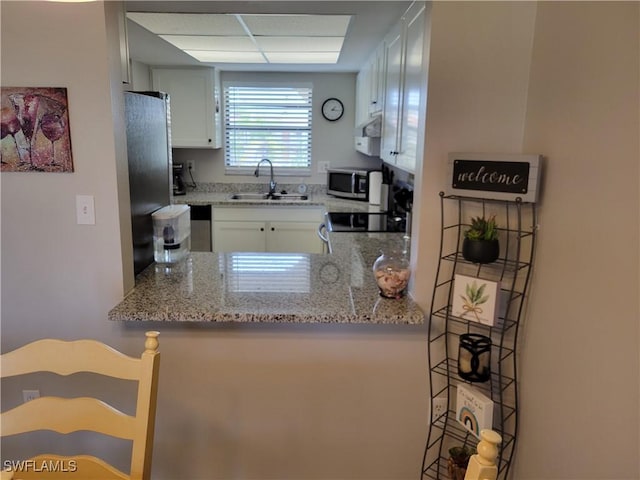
[0,331,160,480]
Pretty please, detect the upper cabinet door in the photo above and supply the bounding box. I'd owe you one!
[377,2,426,173]
[151,68,222,149]
[355,42,387,128]
[369,43,387,117]
[395,5,425,173]
[381,25,403,165]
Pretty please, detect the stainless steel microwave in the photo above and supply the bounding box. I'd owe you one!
[327,167,379,200]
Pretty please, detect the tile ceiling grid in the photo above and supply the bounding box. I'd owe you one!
[126,12,351,64]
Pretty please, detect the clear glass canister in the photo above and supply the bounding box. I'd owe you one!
[372,250,411,299]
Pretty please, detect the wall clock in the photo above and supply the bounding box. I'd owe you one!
[321,98,344,121]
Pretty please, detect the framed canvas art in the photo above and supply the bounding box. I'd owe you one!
[452,274,500,326]
[1,87,74,173]
[456,384,494,439]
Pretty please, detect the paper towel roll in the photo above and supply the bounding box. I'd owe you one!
[379,184,389,212]
[368,171,383,205]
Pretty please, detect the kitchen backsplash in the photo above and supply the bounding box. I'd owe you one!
[185,182,327,195]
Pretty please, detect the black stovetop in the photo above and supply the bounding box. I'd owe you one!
[326,211,407,233]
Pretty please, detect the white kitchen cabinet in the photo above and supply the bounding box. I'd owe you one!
[213,221,266,252]
[355,61,372,127]
[380,3,426,173]
[151,67,222,149]
[212,207,324,254]
[266,221,323,253]
[355,43,386,128]
[369,43,387,117]
[381,22,403,166]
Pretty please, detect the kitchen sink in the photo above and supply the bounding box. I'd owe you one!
[228,193,309,201]
[228,193,270,200]
[271,193,308,200]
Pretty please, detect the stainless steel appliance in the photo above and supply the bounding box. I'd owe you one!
[324,180,414,234]
[124,91,172,275]
[326,211,407,233]
[326,167,380,201]
[173,163,186,196]
[190,205,212,252]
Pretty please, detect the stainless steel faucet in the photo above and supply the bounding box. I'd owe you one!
[254,158,277,195]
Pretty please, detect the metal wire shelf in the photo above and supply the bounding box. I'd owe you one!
[421,192,537,480]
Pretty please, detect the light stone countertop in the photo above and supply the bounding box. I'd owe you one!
[108,186,424,325]
[109,234,424,325]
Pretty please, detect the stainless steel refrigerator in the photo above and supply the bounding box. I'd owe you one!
[124,91,172,275]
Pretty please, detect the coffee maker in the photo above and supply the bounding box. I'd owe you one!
[172,164,186,196]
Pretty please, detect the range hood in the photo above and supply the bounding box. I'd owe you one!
[355,114,382,138]
[354,115,382,157]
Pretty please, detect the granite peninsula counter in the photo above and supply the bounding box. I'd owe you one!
[108,232,424,325]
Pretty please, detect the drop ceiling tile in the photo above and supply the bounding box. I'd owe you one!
[241,14,351,37]
[255,36,345,52]
[127,12,245,36]
[160,35,257,51]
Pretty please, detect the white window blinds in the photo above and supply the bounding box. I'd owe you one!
[224,83,313,175]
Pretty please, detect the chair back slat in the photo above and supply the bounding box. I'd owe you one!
[2,396,136,438]
[1,339,140,379]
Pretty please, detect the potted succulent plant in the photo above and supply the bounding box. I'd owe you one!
[447,445,475,480]
[462,215,500,264]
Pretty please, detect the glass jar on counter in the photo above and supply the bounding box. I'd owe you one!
[372,249,411,299]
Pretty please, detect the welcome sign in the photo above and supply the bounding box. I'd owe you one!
[446,153,542,203]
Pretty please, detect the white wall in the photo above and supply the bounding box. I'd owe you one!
[0,1,130,342]
[172,71,379,187]
[413,1,639,478]
[517,2,639,477]
[412,1,537,305]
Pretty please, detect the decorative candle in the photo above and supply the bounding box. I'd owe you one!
[458,334,491,382]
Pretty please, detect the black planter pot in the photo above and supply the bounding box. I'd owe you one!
[462,238,499,264]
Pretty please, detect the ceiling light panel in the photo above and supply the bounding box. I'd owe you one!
[160,35,257,52]
[241,14,351,37]
[127,12,245,36]
[255,36,344,52]
[264,52,340,64]
[186,51,267,63]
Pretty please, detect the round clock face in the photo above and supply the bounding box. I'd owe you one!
[321,98,344,121]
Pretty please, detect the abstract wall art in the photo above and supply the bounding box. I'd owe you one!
[1,87,74,173]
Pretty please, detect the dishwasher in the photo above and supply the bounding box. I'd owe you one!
[189,205,212,252]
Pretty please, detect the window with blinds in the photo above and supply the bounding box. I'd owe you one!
[224,83,313,175]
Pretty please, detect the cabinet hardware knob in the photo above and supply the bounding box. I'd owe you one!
[271,227,275,231]
[260,227,264,231]
[208,138,212,143]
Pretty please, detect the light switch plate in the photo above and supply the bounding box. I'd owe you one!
[76,195,95,225]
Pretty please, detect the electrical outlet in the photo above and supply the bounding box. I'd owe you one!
[317,161,330,173]
[432,396,448,419]
[186,160,195,174]
[23,389,40,402]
